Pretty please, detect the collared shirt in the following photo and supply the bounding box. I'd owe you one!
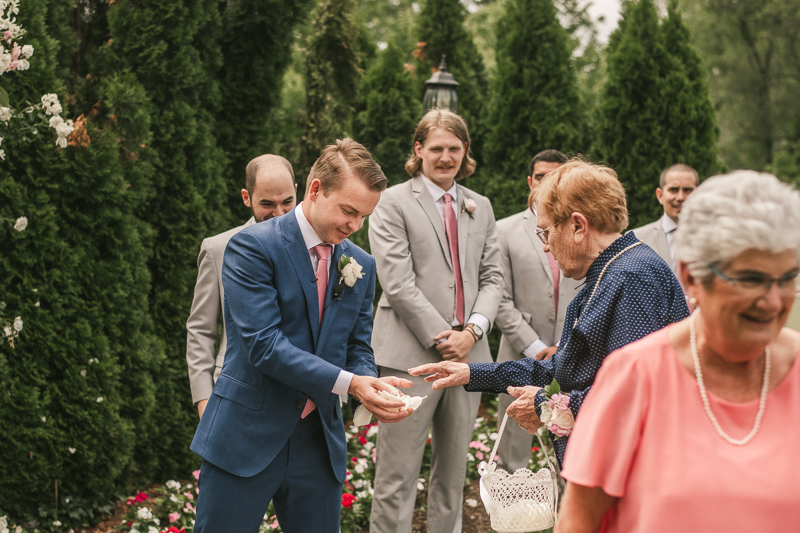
[294,203,354,397]
[466,232,690,465]
[420,175,490,333]
[661,213,679,269]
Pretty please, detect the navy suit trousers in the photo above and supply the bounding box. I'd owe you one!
[194,411,343,533]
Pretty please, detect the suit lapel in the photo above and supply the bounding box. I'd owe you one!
[524,210,554,286]
[456,186,471,269]
[412,176,452,270]
[281,211,321,346]
[318,240,346,349]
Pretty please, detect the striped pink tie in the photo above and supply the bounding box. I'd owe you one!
[302,244,331,419]
[443,193,465,325]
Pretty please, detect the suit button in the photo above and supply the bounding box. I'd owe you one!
[446,315,453,322]
[296,402,303,409]
[549,317,555,323]
[449,282,454,288]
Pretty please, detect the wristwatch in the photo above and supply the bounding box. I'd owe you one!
[465,323,484,341]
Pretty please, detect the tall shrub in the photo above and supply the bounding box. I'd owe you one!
[482,0,586,220]
[595,0,719,228]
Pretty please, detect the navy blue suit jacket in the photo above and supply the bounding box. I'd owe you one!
[190,209,378,482]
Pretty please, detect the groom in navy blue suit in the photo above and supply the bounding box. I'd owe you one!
[191,139,413,532]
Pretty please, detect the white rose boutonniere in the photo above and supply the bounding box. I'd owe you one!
[462,198,477,216]
[337,255,364,288]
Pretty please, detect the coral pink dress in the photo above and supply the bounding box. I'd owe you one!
[561,326,800,532]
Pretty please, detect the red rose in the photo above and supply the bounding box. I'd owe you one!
[341,493,357,508]
[358,436,367,445]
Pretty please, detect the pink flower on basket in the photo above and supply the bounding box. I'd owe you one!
[169,512,180,523]
[547,393,570,411]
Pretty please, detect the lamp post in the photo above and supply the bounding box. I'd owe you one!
[423,55,459,113]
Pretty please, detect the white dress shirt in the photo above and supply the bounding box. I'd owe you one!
[295,203,353,397]
[420,175,490,334]
[661,213,679,270]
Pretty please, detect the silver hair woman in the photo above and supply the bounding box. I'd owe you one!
[556,171,800,533]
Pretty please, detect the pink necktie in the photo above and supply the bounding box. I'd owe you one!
[302,244,331,419]
[443,193,465,325]
[547,252,560,316]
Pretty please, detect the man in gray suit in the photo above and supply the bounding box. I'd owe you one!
[369,109,504,533]
[494,150,582,474]
[632,164,698,273]
[186,155,297,419]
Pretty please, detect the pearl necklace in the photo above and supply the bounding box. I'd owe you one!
[689,311,770,446]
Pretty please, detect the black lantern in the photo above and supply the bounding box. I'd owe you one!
[423,55,459,113]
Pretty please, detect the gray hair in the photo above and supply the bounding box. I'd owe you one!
[676,170,800,281]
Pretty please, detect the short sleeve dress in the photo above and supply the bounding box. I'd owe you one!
[561,326,800,532]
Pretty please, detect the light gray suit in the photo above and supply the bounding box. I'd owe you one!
[186,217,255,404]
[369,176,503,533]
[494,208,581,472]
[632,219,673,272]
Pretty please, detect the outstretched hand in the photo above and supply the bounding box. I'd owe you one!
[408,361,470,390]
[506,386,543,434]
[348,375,414,424]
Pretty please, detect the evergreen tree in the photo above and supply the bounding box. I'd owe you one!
[415,0,488,175]
[216,0,311,219]
[595,0,719,228]
[355,43,421,187]
[106,0,230,479]
[0,0,158,521]
[300,0,363,184]
[482,0,586,220]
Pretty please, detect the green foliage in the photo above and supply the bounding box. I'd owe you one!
[481,0,587,220]
[355,43,421,187]
[682,0,800,173]
[0,0,155,522]
[595,0,720,228]
[300,0,364,183]
[216,0,312,219]
[415,0,488,171]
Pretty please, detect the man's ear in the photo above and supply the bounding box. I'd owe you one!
[307,178,322,201]
[656,187,664,205]
[241,189,251,207]
[414,141,423,159]
[527,175,533,191]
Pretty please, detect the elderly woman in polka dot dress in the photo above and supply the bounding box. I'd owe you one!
[410,160,690,466]
[553,172,800,532]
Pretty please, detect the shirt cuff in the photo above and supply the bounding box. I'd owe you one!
[333,370,355,397]
[466,313,490,335]
[522,339,549,358]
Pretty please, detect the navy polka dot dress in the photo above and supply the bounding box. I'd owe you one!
[466,232,690,465]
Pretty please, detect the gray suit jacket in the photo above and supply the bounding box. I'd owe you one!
[186,217,255,404]
[495,209,582,363]
[369,176,504,371]
[632,219,674,272]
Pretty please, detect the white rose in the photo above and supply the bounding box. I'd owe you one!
[148,527,158,533]
[13,316,22,332]
[340,259,363,287]
[16,59,28,70]
[165,480,180,490]
[539,403,553,426]
[136,507,152,520]
[130,529,140,533]
[49,115,64,128]
[463,198,477,213]
[2,326,11,338]
[20,44,33,59]
[0,515,8,533]
[0,53,11,72]
[13,216,27,231]
[0,107,11,121]
[552,408,574,429]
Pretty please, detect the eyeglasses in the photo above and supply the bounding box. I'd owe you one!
[535,222,559,245]
[710,265,799,294]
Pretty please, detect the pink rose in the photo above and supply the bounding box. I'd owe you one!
[192,469,201,480]
[549,423,571,437]
[547,393,570,411]
[169,512,180,523]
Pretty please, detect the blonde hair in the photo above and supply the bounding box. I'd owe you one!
[531,158,629,234]
[405,109,476,180]
[306,138,387,195]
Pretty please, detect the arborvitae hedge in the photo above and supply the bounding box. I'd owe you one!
[355,43,421,188]
[0,0,154,521]
[300,0,364,183]
[482,0,587,220]
[595,0,719,228]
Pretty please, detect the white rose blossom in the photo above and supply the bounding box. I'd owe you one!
[136,507,152,520]
[552,408,574,429]
[13,216,26,231]
[2,327,10,339]
[539,403,553,426]
[0,107,11,122]
[19,44,32,59]
[165,480,180,491]
[40,93,62,116]
[463,198,477,214]
[0,515,8,533]
[12,316,21,331]
[340,258,364,287]
[148,527,158,533]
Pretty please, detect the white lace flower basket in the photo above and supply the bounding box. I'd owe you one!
[477,413,559,532]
